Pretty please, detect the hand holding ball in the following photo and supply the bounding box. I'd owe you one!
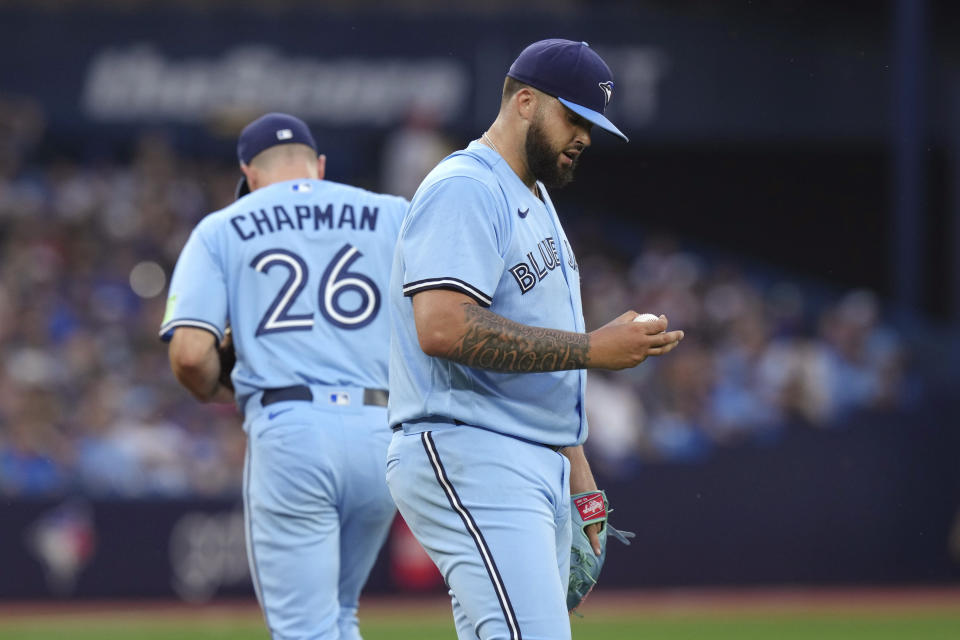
[633,313,665,334]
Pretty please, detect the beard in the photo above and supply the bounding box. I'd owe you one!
[525,117,578,190]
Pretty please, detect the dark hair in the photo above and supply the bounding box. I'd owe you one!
[501,76,528,106]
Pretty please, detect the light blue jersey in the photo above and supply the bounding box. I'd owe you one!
[388,141,588,447]
[161,178,407,414]
[162,175,406,639]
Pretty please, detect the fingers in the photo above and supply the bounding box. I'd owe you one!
[586,522,602,556]
[646,341,679,356]
[604,311,670,332]
[643,329,683,347]
[644,330,684,356]
[661,329,684,344]
[633,314,669,337]
[603,310,638,328]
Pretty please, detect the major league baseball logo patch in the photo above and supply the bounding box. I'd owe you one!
[329,392,350,405]
[575,492,606,521]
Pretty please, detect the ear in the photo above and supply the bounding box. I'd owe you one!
[240,163,258,192]
[514,87,539,122]
[316,154,326,181]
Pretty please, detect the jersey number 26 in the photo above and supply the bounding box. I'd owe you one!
[250,244,380,335]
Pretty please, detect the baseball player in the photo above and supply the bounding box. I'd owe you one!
[386,40,684,639]
[161,113,406,639]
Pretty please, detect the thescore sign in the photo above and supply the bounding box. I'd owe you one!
[82,45,469,126]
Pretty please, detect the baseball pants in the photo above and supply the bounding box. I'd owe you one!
[386,422,572,640]
[243,388,396,640]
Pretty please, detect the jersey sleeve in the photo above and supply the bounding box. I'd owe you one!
[158,225,228,343]
[399,176,506,306]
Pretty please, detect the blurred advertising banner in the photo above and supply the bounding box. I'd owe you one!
[3,500,253,600]
[0,502,439,600]
[81,45,470,127]
[0,403,957,600]
[0,6,894,148]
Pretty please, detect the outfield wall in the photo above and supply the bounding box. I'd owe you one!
[2,396,957,601]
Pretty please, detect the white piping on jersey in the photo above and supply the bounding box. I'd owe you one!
[159,319,224,342]
[402,278,492,306]
[420,431,521,640]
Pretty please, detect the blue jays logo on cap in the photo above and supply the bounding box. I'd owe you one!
[599,81,614,107]
[507,39,628,142]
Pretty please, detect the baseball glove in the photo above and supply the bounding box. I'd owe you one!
[217,327,236,392]
[567,490,635,613]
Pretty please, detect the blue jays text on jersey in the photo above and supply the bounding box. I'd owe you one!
[160,178,407,415]
[507,235,581,293]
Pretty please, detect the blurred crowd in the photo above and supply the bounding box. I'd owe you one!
[579,243,913,477]
[0,99,916,497]
[0,100,247,498]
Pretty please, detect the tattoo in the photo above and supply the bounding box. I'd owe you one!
[446,304,589,373]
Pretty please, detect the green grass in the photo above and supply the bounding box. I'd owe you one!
[571,612,960,640]
[2,608,960,639]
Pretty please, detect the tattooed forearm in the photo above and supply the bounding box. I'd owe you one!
[445,304,590,373]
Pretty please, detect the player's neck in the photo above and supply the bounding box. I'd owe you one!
[482,123,538,195]
[258,167,318,189]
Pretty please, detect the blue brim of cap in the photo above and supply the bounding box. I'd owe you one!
[558,97,629,142]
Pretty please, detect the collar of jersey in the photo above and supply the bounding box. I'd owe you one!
[468,140,548,203]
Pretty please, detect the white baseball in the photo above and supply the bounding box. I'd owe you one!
[633,313,660,324]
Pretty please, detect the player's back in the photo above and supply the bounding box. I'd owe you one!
[199,178,406,403]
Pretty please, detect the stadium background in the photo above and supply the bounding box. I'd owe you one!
[0,0,959,637]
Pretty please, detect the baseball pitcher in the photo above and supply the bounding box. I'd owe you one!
[386,40,684,639]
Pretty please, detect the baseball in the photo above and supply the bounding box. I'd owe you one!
[633,313,660,324]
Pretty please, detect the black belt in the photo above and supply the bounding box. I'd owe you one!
[261,385,388,408]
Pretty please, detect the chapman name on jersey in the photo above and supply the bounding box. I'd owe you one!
[229,199,381,240]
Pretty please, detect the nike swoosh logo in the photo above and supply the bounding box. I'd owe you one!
[517,207,529,218]
[268,408,294,420]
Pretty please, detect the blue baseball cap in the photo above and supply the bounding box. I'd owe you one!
[507,39,628,142]
[235,112,318,197]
